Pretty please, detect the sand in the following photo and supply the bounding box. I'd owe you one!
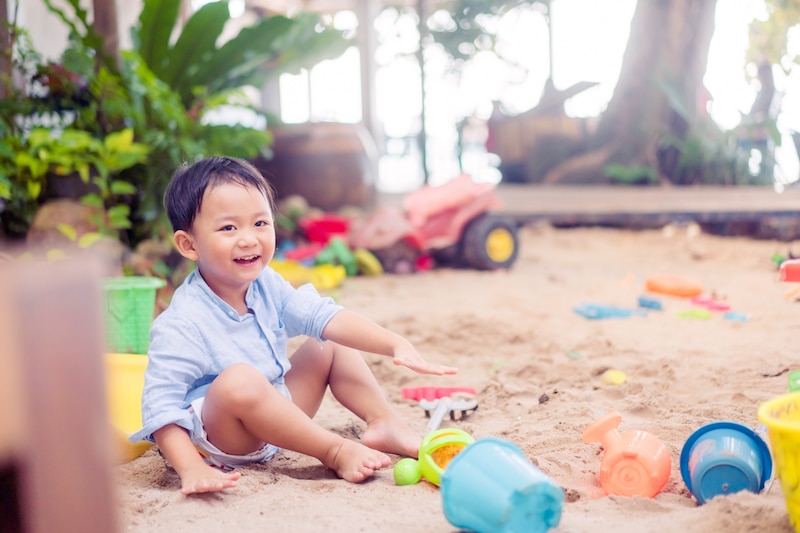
[114,223,799,532]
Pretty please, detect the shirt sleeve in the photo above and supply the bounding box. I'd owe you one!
[264,268,343,340]
[129,313,209,443]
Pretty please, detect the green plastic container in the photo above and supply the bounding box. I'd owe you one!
[103,276,165,354]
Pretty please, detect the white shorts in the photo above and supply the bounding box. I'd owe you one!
[189,396,279,470]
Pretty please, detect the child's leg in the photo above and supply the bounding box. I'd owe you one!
[200,362,389,483]
[285,338,421,458]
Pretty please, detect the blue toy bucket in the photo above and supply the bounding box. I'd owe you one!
[680,421,773,505]
[440,437,564,533]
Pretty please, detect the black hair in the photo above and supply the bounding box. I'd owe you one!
[164,156,275,232]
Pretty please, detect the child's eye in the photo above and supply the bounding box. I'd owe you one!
[220,225,235,231]
[255,220,271,228]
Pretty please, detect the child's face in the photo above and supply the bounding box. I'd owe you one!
[178,182,276,299]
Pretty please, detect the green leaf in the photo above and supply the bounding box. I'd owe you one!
[56,223,78,241]
[108,204,132,230]
[27,180,41,198]
[80,193,104,208]
[162,1,230,91]
[185,15,294,92]
[28,129,53,147]
[135,0,183,75]
[77,232,104,248]
[110,180,138,195]
[104,128,135,152]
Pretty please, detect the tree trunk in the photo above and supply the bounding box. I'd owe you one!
[542,0,717,184]
[0,0,11,100]
[92,0,119,62]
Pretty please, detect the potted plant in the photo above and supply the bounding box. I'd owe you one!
[5,0,354,246]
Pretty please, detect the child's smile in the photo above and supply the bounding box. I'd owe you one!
[181,182,276,308]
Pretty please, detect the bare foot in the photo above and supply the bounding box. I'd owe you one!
[360,415,421,457]
[323,439,391,483]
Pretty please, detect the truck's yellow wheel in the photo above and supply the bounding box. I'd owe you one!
[461,215,519,270]
[485,227,516,264]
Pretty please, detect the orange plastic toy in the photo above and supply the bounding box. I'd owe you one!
[645,274,703,298]
[582,411,672,498]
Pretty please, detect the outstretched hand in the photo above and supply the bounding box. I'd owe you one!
[179,463,242,495]
[392,346,458,375]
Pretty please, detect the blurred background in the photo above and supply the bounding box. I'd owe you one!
[4,0,800,250]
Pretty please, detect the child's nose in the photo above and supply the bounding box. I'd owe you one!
[238,230,258,246]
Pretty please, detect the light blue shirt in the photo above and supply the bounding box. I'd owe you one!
[129,266,343,443]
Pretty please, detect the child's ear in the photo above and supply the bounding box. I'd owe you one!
[173,230,199,261]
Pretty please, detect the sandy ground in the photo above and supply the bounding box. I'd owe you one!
[114,223,800,532]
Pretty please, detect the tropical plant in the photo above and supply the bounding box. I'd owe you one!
[0,127,149,236]
[1,0,353,246]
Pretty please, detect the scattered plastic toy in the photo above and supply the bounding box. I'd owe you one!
[680,421,772,504]
[637,295,663,310]
[270,260,346,290]
[573,303,645,320]
[582,411,671,498]
[690,296,731,311]
[676,308,712,320]
[392,428,475,487]
[601,369,628,386]
[419,395,478,432]
[402,386,478,432]
[780,258,800,281]
[401,386,477,401]
[440,437,564,533]
[723,311,748,322]
[645,274,703,297]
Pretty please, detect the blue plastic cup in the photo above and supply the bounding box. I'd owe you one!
[680,421,773,505]
[440,437,564,533]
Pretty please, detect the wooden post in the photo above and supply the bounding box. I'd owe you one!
[0,255,118,533]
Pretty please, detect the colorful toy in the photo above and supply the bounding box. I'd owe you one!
[392,428,475,487]
[601,369,628,386]
[419,394,478,432]
[402,386,477,401]
[353,248,383,276]
[440,437,564,533]
[645,274,703,298]
[676,308,712,320]
[315,237,357,276]
[402,386,478,432]
[393,457,422,486]
[270,260,346,290]
[789,370,800,392]
[105,352,153,463]
[582,410,671,498]
[573,303,644,319]
[690,296,731,311]
[680,421,772,504]
[758,392,800,530]
[351,174,520,270]
[637,295,663,310]
[780,258,800,281]
[418,428,475,486]
[298,213,350,244]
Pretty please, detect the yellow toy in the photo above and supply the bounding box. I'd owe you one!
[270,260,346,291]
[393,428,475,486]
[105,352,152,463]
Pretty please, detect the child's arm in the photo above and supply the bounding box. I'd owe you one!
[153,424,241,495]
[321,309,458,375]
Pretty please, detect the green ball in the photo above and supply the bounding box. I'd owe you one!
[393,458,422,485]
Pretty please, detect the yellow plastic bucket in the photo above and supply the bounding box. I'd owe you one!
[757,392,800,532]
[105,353,152,463]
